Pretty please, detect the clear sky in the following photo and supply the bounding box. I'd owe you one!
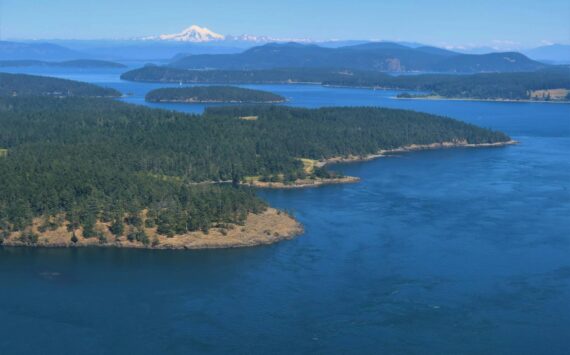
[1,0,569,48]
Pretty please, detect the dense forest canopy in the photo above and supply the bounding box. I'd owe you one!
[0,72,121,98]
[122,66,570,101]
[146,86,286,103]
[0,94,510,241]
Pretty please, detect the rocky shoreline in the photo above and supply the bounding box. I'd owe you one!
[317,140,518,167]
[243,176,360,189]
[1,208,303,250]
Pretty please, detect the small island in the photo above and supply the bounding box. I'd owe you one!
[145,86,286,104]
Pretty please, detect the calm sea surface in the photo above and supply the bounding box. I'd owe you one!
[1,67,569,354]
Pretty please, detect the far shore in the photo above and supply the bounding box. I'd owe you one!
[395,95,570,104]
[147,99,287,104]
[316,140,518,168]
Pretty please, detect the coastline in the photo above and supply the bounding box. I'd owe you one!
[147,99,287,104]
[395,95,570,104]
[1,141,515,250]
[243,176,360,189]
[1,208,303,250]
[316,140,518,167]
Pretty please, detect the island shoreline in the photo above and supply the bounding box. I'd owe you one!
[1,208,304,251]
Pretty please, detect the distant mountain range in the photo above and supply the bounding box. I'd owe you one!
[0,59,126,69]
[523,44,570,64]
[169,42,547,73]
[1,25,568,67]
[142,25,312,44]
[0,41,83,61]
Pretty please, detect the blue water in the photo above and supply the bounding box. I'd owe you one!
[1,67,570,354]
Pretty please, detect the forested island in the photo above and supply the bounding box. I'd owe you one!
[122,66,570,102]
[168,42,546,73]
[0,72,121,97]
[145,86,286,103]
[0,75,513,249]
[0,59,126,68]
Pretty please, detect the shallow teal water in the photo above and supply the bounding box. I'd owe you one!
[1,67,570,354]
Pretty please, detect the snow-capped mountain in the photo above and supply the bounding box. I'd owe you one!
[145,25,225,42]
[143,25,312,44]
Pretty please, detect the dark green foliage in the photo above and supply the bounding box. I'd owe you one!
[0,72,121,98]
[109,220,125,237]
[19,232,39,245]
[71,232,79,244]
[0,96,509,235]
[127,230,149,245]
[146,86,285,103]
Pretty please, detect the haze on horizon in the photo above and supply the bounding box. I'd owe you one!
[1,0,569,50]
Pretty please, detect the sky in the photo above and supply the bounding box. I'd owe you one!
[1,0,569,48]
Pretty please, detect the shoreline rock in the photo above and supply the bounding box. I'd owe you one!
[317,140,518,167]
[243,176,360,189]
[1,208,303,251]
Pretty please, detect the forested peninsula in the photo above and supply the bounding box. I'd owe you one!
[0,75,513,249]
[122,66,570,102]
[145,86,286,103]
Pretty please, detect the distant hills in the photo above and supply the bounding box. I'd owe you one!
[0,59,126,68]
[0,41,83,61]
[523,44,570,64]
[1,34,567,70]
[0,72,121,97]
[169,42,547,73]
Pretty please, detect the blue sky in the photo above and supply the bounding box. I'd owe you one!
[1,0,569,48]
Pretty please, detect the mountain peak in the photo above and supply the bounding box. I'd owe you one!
[150,25,225,42]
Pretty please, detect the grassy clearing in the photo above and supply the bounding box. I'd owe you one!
[0,149,7,157]
[240,116,259,121]
[530,89,569,101]
[300,158,317,174]
[243,175,262,183]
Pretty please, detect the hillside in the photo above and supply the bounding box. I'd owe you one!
[0,59,126,68]
[0,72,122,98]
[146,86,286,103]
[0,41,83,61]
[169,42,547,73]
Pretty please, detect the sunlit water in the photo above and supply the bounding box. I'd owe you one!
[1,66,569,354]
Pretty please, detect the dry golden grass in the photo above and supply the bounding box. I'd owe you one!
[2,208,302,250]
[0,149,7,158]
[530,89,569,100]
[239,116,259,121]
[299,158,317,174]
